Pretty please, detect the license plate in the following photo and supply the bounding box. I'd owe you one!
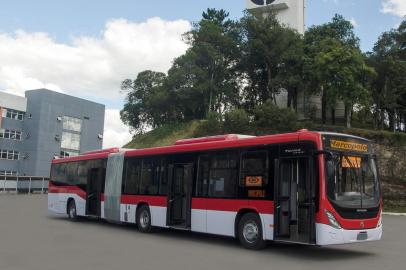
[357,232,368,241]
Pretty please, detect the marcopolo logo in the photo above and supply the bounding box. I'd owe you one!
[251,0,276,6]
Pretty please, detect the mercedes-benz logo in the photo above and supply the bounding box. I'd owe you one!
[251,0,276,6]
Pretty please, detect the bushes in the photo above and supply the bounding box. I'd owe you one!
[253,101,298,134]
[195,112,223,136]
[197,103,299,136]
[223,109,251,133]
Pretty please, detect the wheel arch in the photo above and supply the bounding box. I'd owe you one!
[234,208,264,239]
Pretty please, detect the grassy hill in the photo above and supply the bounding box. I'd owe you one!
[124,121,203,149]
[125,120,406,149]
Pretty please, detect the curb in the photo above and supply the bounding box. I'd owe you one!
[382,212,406,216]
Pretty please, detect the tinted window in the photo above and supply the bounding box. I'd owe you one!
[77,161,88,186]
[241,151,268,186]
[123,158,141,194]
[139,160,159,195]
[158,159,168,195]
[239,150,271,199]
[197,152,238,198]
[196,156,209,197]
[50,159,106,188]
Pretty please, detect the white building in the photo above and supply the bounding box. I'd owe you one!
[246,0,345,122]
[246,0,306,34]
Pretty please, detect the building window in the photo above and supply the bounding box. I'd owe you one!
[0,170,17,176]
[63,116,82,132]
[60,150,79,158]
[0,150,20,160]
[5,109,24,121]
[61,132,81,151]
[0,129,22,141]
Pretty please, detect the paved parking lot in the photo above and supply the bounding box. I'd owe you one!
[0,195,405,270]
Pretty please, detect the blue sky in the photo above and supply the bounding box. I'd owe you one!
[0,0,404,51]
[0,0,404,147]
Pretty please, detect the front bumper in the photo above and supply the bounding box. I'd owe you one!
[316,223,382,245]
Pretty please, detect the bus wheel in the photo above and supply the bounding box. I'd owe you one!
[137,205,153,233]
[238,212,266,250]
[67,200,78,221]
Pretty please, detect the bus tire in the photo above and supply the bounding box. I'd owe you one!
[137,205,153,233]
[238,212,266,250]
[67,199,78,221]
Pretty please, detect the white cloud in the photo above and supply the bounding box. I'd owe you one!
[0,17,191,148]
[381,0,406,17]
[349,18,358,28]
[103,109,133,148]
[0,17,190,98]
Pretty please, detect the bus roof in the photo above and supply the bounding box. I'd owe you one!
[52,130,370,164]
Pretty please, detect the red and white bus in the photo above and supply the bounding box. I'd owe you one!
[48,130,382,249]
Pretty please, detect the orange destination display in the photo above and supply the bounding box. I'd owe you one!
[330,140,368,152]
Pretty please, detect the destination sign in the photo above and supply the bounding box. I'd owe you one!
[330,140,368,152]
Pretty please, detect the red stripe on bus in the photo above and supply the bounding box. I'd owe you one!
[48,182,86,200]
[120,195,167,207]
[191,198,274,214]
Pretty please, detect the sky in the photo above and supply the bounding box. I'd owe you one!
[0,0,405,148]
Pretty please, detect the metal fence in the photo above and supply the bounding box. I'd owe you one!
[0,176,48,194]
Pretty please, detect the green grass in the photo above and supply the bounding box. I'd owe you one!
[124,120,202,149]
[124,120,406,149]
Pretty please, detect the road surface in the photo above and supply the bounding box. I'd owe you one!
[0,195,404,270]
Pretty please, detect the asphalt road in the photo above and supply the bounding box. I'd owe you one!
[0,195,405,270]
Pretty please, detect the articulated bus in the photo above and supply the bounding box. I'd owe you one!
[48,130,382,249]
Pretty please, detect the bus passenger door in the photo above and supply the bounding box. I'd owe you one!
[166,163,193,229]
[86,167,104,217]
[274,156,315,244]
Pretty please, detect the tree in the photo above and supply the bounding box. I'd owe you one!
[239,12,304,111]
[368,18,406,131]
[178,8,242,116]
[120,71,171,134]
[304,14,370,127]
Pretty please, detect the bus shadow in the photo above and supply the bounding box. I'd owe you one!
[264,242,375,261]
[59,217,375,261]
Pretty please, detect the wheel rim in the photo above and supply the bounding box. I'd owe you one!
[243,221,259,244]
[69,204,76,218]
[139,210,150,228]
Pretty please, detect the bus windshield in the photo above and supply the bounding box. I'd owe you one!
[325,153,380,209]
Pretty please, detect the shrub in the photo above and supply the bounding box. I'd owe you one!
[253,101,297,133]
[195,111,223,136]
[223,109,251,134]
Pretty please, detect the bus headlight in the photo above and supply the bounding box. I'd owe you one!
[325,210,342,229]
[378,215,382,227]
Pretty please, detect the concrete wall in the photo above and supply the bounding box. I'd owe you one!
[20,89,105,177]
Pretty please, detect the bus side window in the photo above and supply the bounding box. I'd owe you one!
[158,159,168,195]
[207,152,238,198]
[77,160,88,189]
[124,159,141,195]
[240,151,268,198]
[196,156,209,197]
[66,162,79,186]
[139,160,159,195]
